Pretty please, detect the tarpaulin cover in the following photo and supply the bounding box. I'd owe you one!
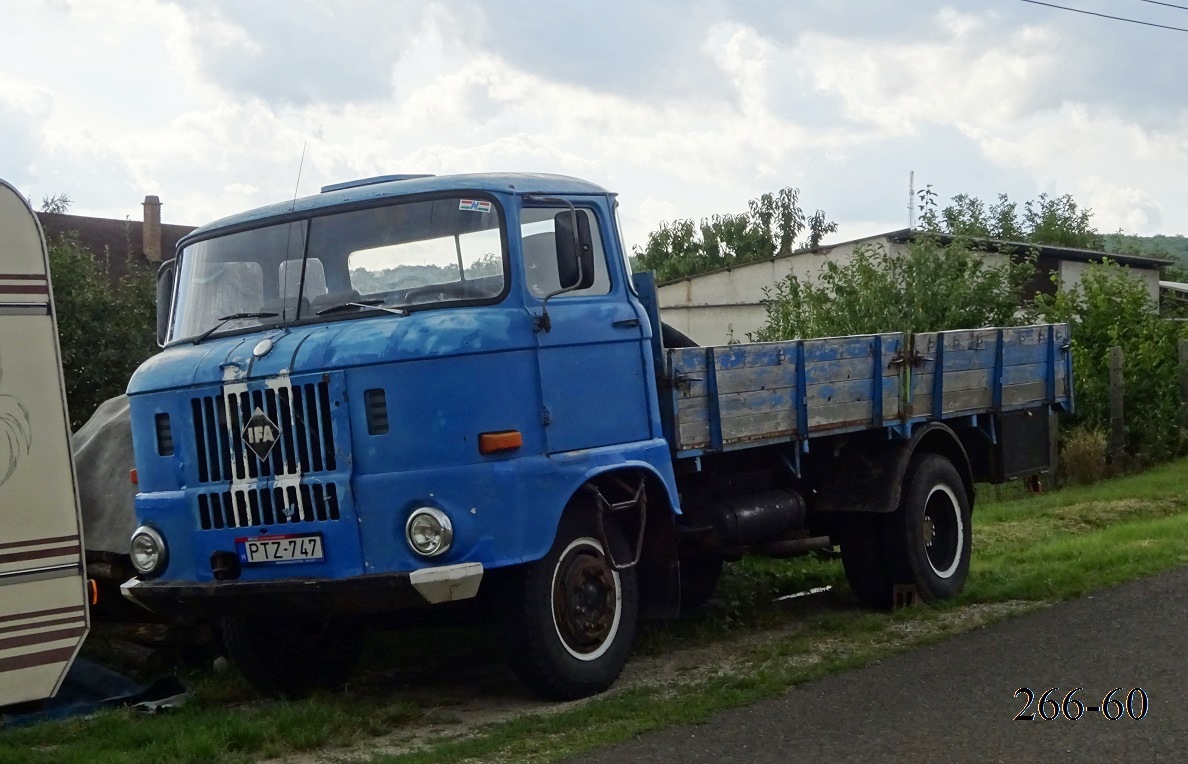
[1,657,187,727]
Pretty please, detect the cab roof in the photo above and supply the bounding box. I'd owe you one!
[183,173,612,245]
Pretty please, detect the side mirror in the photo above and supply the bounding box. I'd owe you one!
[155,259,176,347]
[554,210,595,291]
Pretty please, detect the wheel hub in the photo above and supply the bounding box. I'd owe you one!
[554,550,616,653]
[922,485,962,578]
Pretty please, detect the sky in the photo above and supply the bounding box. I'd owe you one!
[2,0,1187,253]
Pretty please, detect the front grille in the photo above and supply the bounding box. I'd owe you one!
[198,482,341,530]
[191,380,337,483]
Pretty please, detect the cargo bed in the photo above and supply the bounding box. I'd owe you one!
[664,324,1072,458]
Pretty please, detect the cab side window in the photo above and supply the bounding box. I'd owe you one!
[521,207,610,298]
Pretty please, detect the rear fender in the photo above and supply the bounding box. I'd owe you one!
[813,423,974,514]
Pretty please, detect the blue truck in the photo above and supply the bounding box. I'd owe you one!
[120,173,1072,699]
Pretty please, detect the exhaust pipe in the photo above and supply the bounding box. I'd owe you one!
[752,535,833,557]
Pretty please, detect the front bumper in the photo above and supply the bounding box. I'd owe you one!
[120,562,484,617]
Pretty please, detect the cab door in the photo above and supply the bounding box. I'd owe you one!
[0,178,89,705]
[522,202,652,454]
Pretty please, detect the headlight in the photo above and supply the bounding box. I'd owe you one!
[130,525,168,577]
[405,507,453,558]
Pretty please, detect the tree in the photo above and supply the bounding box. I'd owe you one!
[806,209,838,249]
[920,185,1101,249]
[39,197,157,430]
[40,193,72,215]
[633,187,836,281]
[1104,233,1188,265]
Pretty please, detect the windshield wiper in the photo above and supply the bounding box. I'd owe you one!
[192,312,279,344]
[315,299,408,317]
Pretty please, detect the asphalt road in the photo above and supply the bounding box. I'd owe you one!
[570,567,1188,763]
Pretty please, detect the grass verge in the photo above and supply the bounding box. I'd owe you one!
[5,460,1188,763]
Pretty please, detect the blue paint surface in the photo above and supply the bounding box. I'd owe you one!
[668,326,1073,456]
[127,171,1073,598]
[128,173,677,587]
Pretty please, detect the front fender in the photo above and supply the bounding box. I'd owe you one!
[578,461,681,517]
[511,438,680,567]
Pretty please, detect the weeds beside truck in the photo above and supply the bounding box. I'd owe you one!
[120,173,1072,699]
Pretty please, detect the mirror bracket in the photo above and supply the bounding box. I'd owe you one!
[524,196,592,333]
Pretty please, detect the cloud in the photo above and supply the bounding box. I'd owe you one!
[0,80,54,187]
[1080,176,1164,233]
[169,0,435,106]
[952,105,1186,234]
[454,0,737,105]
[785,9,1062,135]
[2,0,1188,249]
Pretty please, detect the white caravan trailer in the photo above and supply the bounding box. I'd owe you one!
[0,178,89,706]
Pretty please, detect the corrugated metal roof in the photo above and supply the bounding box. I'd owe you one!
[657,227,1171,286]
[885,229,1172,269]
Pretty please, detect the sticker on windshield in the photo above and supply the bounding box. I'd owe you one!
[459,199,493,213]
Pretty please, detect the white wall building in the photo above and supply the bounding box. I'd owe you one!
[657,229,1167,346]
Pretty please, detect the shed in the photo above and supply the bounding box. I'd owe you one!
[657,229,1170,346]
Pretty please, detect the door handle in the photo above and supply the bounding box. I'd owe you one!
[612,318,641,328]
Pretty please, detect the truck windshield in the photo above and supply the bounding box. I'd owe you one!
[170,196,506,344]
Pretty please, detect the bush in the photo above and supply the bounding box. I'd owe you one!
[47,231,157,431]
[1060,427,1109,485]
[1034,262,1187,467]
[750,234,1034,340]
[752,236,1188,471]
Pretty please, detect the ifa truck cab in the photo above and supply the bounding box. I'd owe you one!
[122,173,1071,699]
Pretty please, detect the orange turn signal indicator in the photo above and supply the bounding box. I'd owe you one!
[479,430,523,455]
[130,468,138,485]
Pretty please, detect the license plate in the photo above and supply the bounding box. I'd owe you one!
[235,533,324,564]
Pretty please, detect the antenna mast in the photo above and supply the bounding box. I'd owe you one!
[283,141,309,323]
[908,170,915,229]
[292,141,307,207]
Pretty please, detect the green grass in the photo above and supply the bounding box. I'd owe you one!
[6,461,1188,763]
[967,464,1188,601]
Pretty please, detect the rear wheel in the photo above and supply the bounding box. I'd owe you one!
[221,613,365,698]
[840,453,972,608]
[501,512,638,700]
[885,454,971,601]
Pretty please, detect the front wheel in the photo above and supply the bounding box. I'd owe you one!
[500,513,638,700]
[885,454,972,601]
